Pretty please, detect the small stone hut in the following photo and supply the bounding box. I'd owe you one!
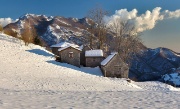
[100,53,129,78]
[58,46,81,67]
[85,49,105,67]
[50,42,79,56]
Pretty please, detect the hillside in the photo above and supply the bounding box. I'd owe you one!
[0,33,140,91]
[0,33,180,108]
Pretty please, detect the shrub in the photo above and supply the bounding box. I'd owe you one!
[4,29,18,38]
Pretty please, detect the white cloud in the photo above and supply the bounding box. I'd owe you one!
[163,9,180,19]
[104,7,180,32]
[0,18,18,27]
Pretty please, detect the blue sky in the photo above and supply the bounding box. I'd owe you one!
[0,0,180,52]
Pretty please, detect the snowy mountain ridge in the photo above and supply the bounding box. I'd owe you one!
[3,14,92,47]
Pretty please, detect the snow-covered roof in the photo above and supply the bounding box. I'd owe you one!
[58,45,82,52]
[85,50,103,57]
[101,52,118,66]
[79,45,84,50]
[50,42,79,48]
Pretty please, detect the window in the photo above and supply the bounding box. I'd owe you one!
[69,52,73,58]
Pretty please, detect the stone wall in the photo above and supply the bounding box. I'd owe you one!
[86,57,104,67]
[60,47,81,67]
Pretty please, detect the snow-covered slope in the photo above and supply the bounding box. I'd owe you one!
[0,33,180,109]
[0,33,141,91]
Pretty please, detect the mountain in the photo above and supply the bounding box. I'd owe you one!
[3,14,93,47]
[130,47,180,83]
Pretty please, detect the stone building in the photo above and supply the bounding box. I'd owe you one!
[51,42,79,56]
[85,49,105,67]
[58,46,81,67]
[101,53,129,78]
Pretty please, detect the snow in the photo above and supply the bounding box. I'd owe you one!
[17,20,25,29]
[47,25,54,32]
[58,45,82,52]
[174,52,180,57]
[55,18,71,26]
[85,49,103,57]
[134,81,180,91]
[48,16,54,21]
[101,52,117,66]
[0,33,180,108]
[55,25,60,29]
[50,41,79,48]
[0,90,180,109]
[74,31,83,36]
[71,18,78,22]
[79,45,83,50]
[163,73,180,86]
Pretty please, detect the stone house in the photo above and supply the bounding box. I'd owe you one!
[50,42,79,56]
[58,45,81,67]
[80,45,92,66]
[101,53,129,78]
[85,49,105,67]
[51,42,128,79]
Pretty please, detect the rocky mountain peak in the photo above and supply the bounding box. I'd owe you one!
[4,14,91,47]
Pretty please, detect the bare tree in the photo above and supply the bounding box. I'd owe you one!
[21,21,35,46]
[87,6,108,49]
[86,23,95,48]
[108,18,143,65]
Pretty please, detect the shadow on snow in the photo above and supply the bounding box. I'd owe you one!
[46,60,103,77]
[26,49,54,57]
[26,48,103,76]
